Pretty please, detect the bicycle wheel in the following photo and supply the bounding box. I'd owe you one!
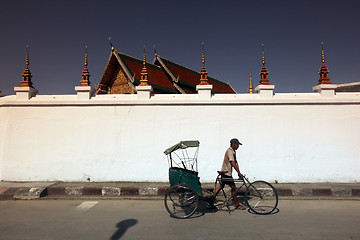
[245,181,278,215]
[164,183,199,219]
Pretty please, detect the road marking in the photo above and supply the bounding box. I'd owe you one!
[77,201,98,211]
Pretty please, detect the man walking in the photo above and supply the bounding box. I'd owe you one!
[213,138,246,210]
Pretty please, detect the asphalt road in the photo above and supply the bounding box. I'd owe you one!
[0,199,359,240]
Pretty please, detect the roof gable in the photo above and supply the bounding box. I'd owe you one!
[97,51,178,94]
[117,52,176,92]
[97,49,236,95]
[157,57,235,94]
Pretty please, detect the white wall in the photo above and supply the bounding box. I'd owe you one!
[1,90,359,183]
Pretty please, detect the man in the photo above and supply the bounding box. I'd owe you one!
[213,138,246,210]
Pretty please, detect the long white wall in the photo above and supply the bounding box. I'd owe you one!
[1,89,360,183]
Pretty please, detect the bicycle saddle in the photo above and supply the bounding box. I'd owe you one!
[217,171,228,175]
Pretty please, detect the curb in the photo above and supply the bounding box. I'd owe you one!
[1,185,360,200]
[0,187,48,200]
[47,186,169,197]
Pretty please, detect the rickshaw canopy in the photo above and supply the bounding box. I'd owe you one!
[164,140,200,155]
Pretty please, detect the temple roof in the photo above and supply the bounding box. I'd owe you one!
[97,49,236,94]
[155,56,235,94]
[119,52,177,93]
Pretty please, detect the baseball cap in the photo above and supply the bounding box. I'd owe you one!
[230,138,242,145]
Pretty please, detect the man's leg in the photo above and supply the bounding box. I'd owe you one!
[213,181,224,197]
[230,184,246,210]
[230,184,240,207]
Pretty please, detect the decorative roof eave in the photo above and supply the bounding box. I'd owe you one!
[113,51,136,84]
[155,55,179,83]
[97,51,116,93]
[174,82,187,94]
[154,55,186,94]
[226,82,236,94]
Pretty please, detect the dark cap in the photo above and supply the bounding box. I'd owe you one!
[230,138,242,145]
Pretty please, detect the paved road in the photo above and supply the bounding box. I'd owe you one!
[0,199,359,240]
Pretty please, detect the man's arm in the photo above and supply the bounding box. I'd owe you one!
[231,161,243,178]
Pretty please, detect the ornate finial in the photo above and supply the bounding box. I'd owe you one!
[80,46,91,86]
[109,37,114,51]
[202,42,205,65]
[19,45,33,87]
[139,46,149,86]
[25,45,29,67]
[84,46,88,67]
[321,42,324,62]
[143,45,146,66]
[262,44,265,66]
[199,42,209,85]
[153,44,157,56]
[318,42,331,85]
[248,71,254,94]
[259,44,270,85]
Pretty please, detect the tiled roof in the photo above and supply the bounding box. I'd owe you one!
[117,53,177,93]
[158,57,235,94]
[97,50,236,94]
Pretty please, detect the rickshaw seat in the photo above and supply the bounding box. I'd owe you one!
[169,167,202,194]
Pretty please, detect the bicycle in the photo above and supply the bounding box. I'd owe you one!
[214,171,278,215]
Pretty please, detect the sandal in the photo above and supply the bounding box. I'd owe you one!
[235,204,246,210]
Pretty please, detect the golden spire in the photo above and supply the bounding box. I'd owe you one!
[80,46,91,86]
[143,46,146,65]
[199,42,209,85]
[259,44,270,85]
[84,46,88,66]
[262,44,265,66]
[321,42,325,64]
[25,45,29,67]
[19,45,33,87]
[202,42,205,65]
[248,71,254,94]
[139,45,149,86]
[318,42,331,84]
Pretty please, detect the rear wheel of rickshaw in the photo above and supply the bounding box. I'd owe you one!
[164,183,199,219]
[245,180,278,215]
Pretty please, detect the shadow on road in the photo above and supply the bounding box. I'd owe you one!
[110,219,138,240]
[247,208,280,215]
[189,202,218,218]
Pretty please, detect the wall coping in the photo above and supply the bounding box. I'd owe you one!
[0,92,360,107]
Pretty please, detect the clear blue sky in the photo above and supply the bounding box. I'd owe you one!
[1,0,359,95]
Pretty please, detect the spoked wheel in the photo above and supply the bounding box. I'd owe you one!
[164,184,199,219]
[245,181,278,215]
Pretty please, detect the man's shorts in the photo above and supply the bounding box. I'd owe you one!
[220,175,236,187]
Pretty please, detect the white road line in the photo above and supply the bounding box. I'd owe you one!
[77,201,98,211]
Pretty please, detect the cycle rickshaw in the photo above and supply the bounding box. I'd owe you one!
[163,140,278,219]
